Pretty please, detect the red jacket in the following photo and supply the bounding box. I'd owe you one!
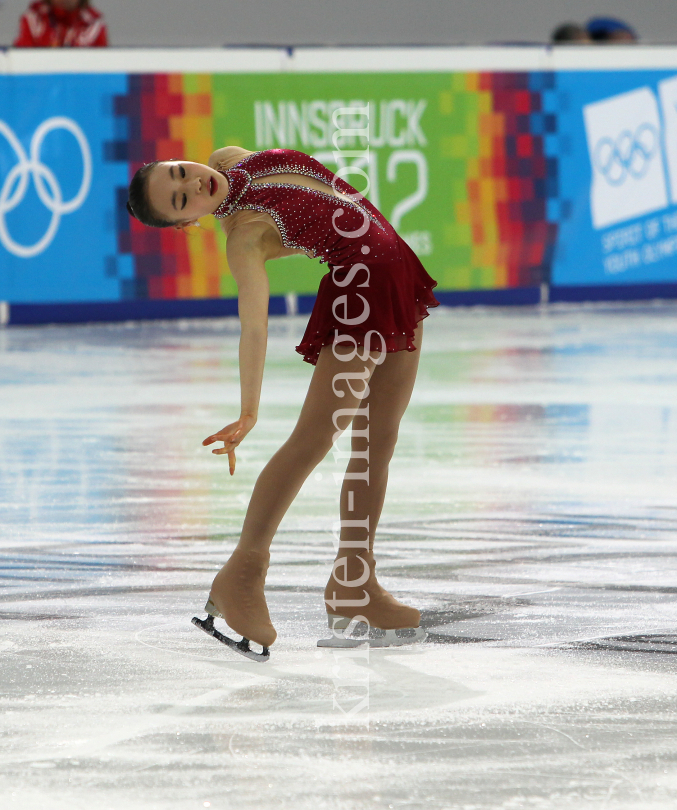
[14,1,108,47]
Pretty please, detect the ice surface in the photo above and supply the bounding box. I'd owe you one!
[2,303,677,809]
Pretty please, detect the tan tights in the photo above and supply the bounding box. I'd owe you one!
[237,323,423,558]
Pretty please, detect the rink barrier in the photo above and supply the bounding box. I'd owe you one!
[433,287,541,307]
[4,287,554,326]
[4,295,298,326]
[4,47,677,323]
[8,283,677,326]
[549,282,677,305]
[7,297,240,325]
[0,295,327,325]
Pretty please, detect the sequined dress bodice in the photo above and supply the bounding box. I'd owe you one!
[214,149,391,265]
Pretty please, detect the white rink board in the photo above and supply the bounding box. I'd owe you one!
[3,45,677,75]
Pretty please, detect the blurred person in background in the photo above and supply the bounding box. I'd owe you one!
[551,23,592,43]
[587,16,638,43]
[14,0,107,47]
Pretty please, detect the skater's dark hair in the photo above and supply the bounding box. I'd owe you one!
[127,162,174,228]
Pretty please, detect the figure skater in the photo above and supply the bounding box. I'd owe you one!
[127,146,438,661]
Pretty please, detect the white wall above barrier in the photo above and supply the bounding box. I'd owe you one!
[4,46,677,75]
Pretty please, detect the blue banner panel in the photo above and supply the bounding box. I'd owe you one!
[0,74,130,303]
[552,70,677,288]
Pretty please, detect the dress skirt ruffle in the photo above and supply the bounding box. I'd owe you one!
[295,235,439,366]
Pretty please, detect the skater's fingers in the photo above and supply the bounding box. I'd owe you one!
[212,435,242,452]
[203,432,231,445]
[203,429,242,447]
[213,428,243,452]
[202,420,245,446]
[228,450,236,475]
[219,434,241,450]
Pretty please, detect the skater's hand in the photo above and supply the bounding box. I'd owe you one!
[202,415,256,475]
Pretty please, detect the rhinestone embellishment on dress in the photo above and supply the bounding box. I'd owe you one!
[212,149,387,261]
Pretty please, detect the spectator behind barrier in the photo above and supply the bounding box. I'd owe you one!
[587,16,638,43]
[14,0,107,47]
[551,23,592,44]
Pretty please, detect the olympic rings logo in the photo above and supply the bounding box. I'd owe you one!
[592,124,658,186]
[0,117,92,258]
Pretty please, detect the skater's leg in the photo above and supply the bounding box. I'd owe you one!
[324,324,426,631]
[337,323,423,554]
[236,343,381,553]
[207,342,381,645]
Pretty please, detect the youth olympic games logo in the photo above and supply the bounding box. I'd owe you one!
[584,88,668,229]
[0,117,92,258]
[592,123,659,186]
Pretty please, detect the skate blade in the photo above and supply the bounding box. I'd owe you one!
[317,617,427,649]
[192,615,270,662]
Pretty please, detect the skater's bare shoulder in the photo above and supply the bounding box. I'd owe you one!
[208,146,254,171]
[210,146,282,256]
[212,145,311,262]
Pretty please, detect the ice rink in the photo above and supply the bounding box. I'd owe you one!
[2,302,677,810]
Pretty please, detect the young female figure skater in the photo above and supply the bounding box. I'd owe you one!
[127,146,438,660]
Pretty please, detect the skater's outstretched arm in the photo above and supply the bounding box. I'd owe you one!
[202,221,279,473]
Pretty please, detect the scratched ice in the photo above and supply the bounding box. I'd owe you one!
[2,302,677,810]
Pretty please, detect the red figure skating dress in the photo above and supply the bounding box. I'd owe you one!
[213,148,438,364]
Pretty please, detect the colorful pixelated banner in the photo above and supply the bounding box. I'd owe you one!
[1,67,677,307]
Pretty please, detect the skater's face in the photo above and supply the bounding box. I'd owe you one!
[147,161,229,227]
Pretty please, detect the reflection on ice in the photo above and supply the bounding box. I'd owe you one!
[1,303,677,809]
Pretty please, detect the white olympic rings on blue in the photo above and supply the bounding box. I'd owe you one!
[593,124,658,186]
[0,117,92,258]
